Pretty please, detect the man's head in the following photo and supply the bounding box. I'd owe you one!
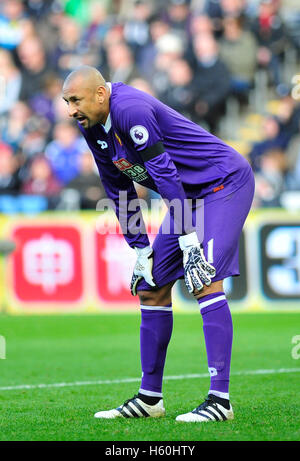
[62,66,110,129]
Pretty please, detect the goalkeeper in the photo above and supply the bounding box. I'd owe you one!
[62,66,255,423]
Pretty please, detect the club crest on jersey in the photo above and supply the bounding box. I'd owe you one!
[129,125,149,145]
[113,158,148,182]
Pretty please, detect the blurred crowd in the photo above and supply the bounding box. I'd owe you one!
[0,0,300,213]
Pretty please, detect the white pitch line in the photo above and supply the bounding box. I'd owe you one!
[0,367,299,392]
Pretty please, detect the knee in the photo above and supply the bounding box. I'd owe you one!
[138,285,172,306]
[193,280,224,300]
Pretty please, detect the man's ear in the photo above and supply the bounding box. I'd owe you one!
[96,85,106,104]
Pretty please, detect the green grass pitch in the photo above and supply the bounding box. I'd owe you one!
[0,311,299,441]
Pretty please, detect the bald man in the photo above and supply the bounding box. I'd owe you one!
[62,66,254,422]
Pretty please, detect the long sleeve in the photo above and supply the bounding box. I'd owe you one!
[84,138,150,249]
[144,152,195,235]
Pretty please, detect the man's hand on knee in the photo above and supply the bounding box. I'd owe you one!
[130,246,156,296]
[179,232,216,294]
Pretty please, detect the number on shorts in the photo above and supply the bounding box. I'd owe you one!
[207,238,214,264]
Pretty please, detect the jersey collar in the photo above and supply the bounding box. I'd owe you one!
[102,82,112,133]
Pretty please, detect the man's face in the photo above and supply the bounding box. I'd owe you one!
[62,79,106,129]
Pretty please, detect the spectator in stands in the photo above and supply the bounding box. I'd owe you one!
[0,142,21,195]
[29,73,63,125]
[160,58,196,120]
[0,49,22,116]
[189,14,214,37]
[21,154,62,207]
[1,101,32,151]
[203,0,247,36]
[123,0,153,62]
[97,23,123,80]
[220,0,247,18]
[81,2,111,51]
[285,145,300,192]
[250,115,285,171]
[102,23,125,51]
[106,42,141,84]
[163,0,192,43]
[283,116,300,191]
[0,0,26,50]
[26,1,62,56]
[250,0,287,89]
[276,94,300,141]
[192,33,231,131]
[21,115,51,158]
[23,0,56,21]
[250,95,300,171]
[52,16,96,80]
[17,36,50,102]
[64,151,106,210]
[150,32,185,97]
[202,0,224,36]
[220,15,258,104]
[137,15,170,79]
[45,121,86,185]
[185,13,214,64]
[253,147,287,207]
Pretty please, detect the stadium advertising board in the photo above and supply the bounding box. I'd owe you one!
[0,210,299,313]
[12,225,83,304]
[260,224,300,301]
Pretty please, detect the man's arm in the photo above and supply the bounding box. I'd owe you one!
[85,139,150,249]
[118,101,216,293]
[119,102,195,236]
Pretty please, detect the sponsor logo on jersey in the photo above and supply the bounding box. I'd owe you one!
[113,157,148,182]
[129,125,149,145]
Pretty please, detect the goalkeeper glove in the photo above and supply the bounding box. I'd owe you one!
[178,231,216,294]
[130,245,156,296]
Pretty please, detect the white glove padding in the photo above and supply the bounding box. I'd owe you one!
[130,246,156,296]
[178,232,216,294]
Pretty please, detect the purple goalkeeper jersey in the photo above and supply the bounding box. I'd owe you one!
[78,82,252,248]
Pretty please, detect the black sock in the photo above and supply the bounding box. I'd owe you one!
[208,393,230,410]
[137,393,161,405]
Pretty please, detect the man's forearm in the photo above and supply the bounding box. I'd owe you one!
[145,152,195,235]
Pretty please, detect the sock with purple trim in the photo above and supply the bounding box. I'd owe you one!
[139,304,173,399]
[198,292,233,400]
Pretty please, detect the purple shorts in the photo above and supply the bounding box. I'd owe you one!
[137,173,255,292]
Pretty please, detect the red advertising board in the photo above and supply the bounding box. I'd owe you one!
[94,221,158,308]
[12,225,83,304]
[95,230,136,306]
